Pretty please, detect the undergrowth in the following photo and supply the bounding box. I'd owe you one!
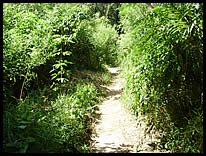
[3,69,111,153]
[3,3,117,153]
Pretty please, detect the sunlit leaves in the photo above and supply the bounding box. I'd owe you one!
[118,3,203,153]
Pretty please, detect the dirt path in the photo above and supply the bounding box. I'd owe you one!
[90,67,168,153]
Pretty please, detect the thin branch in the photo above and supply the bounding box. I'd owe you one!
[20,66,30,103]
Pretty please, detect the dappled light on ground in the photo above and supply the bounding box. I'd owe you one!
[90,67,169,153]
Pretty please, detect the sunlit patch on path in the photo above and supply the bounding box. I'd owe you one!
[90,67,170,153]
[87,68,136,152]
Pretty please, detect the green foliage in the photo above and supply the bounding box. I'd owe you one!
[90,14,119,66]
[118,3,203,153]
[3,3,67,101]
[93,3,121,27]
[3,3,118,153]
[70,12,119,70]
[3,76,105,153]
[101,72,112,84]
[50,50,72,92]
[3,3,119,101]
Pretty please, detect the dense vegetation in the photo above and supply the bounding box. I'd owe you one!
[118,3,203,153]
[3,3,203,153]
[3,3,118,153]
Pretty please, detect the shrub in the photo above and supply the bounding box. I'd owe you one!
[3,80,101,153]
[3,3,117,153]
[118,3,203,153]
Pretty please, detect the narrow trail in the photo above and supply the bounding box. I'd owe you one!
[90,67,168,153]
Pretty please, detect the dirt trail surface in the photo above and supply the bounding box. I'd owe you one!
[90,67,169,153]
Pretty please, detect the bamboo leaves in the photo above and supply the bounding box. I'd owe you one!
[118,3,203,152]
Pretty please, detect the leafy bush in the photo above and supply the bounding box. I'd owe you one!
[3,3,77,101]
[3,3,119,101]
[3,78,103,153]
[90,14,119,67]
[70,12,119,71]
[118,3,203,153]
[3,3,117,153]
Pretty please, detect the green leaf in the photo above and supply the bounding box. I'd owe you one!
[56,78,64,83]
[18,125,27,129]
[51,75,58,80]
[3,65,7,70]
[53,87,58,91]
[67,39,75,43]
[63,51,72,56]
[153,7,166,13]
[49,68,55,73]
[18,120,31,124]
[51,73,57,77]
[64,60,73,64]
